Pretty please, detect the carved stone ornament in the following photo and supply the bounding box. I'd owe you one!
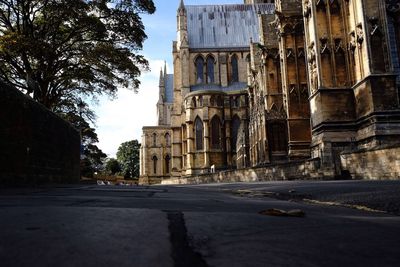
[298,47,305,58]
[356,23,364,46]
[334,38,345,53]
[320,36,330,54]
[300,83,309,99]
[267,104,287,120]
[307,42,316,63]
[387,0,400,13]
[348,31,357,53]
[307,42,318,94]
[289,84,298,97]
[286,48,295,59]
[303,0,312,18]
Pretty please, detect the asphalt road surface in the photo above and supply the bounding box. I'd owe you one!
[1,180,400,267]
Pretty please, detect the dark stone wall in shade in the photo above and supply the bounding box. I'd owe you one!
[0,80,80,185]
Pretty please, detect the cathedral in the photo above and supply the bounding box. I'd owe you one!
[140,0,400,184]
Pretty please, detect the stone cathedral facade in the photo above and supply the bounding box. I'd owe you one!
[140,0,400,184]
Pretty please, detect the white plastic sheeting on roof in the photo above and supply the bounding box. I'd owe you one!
[186,4,275,49]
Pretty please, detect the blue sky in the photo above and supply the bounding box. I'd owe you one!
[95,0,242,158]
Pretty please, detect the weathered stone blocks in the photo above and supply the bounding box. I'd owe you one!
[0,80,80,185]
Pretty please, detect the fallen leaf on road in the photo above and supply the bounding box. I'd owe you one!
[259,208,305,217]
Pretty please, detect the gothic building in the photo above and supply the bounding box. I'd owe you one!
[140,0,400,184]
[139,64,173,184]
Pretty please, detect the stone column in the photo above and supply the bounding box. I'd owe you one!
[225,120,231,166]
[204,120,210,168]
[186,123,194,175]
[219,53,228,87]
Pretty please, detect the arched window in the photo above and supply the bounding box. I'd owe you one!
[152,155,158,174]
[211,116,221,149]
[233,96,240,107]
[165,154,171,174]
[192,97,197,108]
[231,115,241,152]
[195,56,204,84]
[217,96,223,107]
[152,133,157,146]
[195,117,204,150]
[210,96,215,106]
[206,56,215,84]
[231,55,239,83]
[165,133,170,146]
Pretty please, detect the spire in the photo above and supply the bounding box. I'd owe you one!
[159,67,164,87]
[164,61,167,77]
[179,0,185,10]
[178,0,186,15]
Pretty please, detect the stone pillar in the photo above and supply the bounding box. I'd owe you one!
[204,120,210,168]
[186,122,194,175]
[275,2,311,160]
[219,53,228,87]
[225,120,232,166]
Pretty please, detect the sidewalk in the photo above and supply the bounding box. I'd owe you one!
[225,180,400,215]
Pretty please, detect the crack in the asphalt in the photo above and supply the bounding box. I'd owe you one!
[232,189,398,215]
[165,211,209,267]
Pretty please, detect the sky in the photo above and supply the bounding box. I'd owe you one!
[94,0,242,158]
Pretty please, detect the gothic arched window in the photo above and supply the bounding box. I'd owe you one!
[210,96,215,106]
[231,115,241,152]
[195,117,204,150]
[195,56,204,84]
[152,155,158,174]
[198,96,203,107]
[233,96,240,107]
[207,56,215,84]
[165,133,170,146]
[217,96,223,107]
[231,54,239,83]
[165,154,171,174]
[211,116,221,149]
[152,133,157,146]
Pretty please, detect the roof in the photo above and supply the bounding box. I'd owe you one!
[191,82,247,92]
[186,4,275,49]
[165,74,174,103]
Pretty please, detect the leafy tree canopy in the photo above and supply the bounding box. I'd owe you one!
[0,0,156,111]
[61,110,107,177]
[105,158,121,176]
[116,139,140,179]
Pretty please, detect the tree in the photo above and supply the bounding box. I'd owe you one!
[0,0,156,111]
[116,140,140,179]
[61,111,107,177]
[105,158,121,176]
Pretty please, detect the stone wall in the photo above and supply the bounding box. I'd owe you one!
[0,80,80,185]
[161,159,334,185]
[340,146,400,180]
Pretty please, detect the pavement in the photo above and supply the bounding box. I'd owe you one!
[0,180,400,267]
[198,180,400,215]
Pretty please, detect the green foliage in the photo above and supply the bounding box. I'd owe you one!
[0,0,155,111]
[105,158,121,176]
[60,111,107,177]
[116,140,140,179]
[0,1,154,177]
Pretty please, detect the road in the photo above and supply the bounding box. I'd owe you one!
[0,180,400,267]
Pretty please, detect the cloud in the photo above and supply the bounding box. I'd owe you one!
[94,59,172,158]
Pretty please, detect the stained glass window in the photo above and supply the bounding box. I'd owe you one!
[195,117,204,150]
